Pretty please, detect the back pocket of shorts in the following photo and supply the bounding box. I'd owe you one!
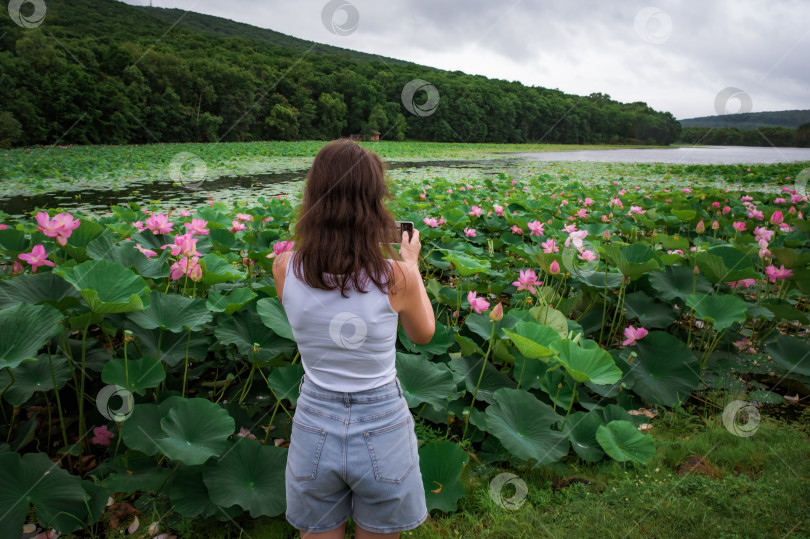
[364,417,416,483]
[288,419,327,481]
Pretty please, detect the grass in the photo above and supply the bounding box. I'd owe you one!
[135,394,809,539]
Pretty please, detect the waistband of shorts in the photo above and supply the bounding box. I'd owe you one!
[298,374,403,403]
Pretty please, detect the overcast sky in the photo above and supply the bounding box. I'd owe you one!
[122,0,809,120]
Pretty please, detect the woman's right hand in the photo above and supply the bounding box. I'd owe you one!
[399,228,421,266]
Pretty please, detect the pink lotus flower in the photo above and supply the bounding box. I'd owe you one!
[132,220,148,232]
[145,213,173,234]
[722,206,731,214]
[423,217,439,227]
[510,225,523,235]
[578,250,598,262]
[622,326,649,346]
[726,279,756,289]
[135,244,157,258]
[467,291,490,314]
[582,197,594,207]
[695,220,705,234]
[711,201,721,208]
[0,223,6,230]
[18,245,54,273]
[163,233,200,258]
[527,220,545,236]
[565,230,587,250]
[774,197,786,204]
[178,209,191,217]
[747,208,764,220]
[419,192,426,199]
[628,206,646,215]
[541,238,559,253]
[170,256,202,281]
[562,223,578,234]
[447,188,453,194]
[512,269,541,294]
[438,216,447,226]
[230,220,246,233]
[493,204,504,216]
[549,260,560,275]
[184,218,209,236]
[489,302,504,321]
[267,240,295,258]
[765,264,792,283]
[468,206,483,217]
[10,261,24,275]
[237,426,257,440]
[753,226,773,243]
[732,221,746,232]
[36,212,81,246]
[236,213,253,222]
[464,227,477,237]
[712,220,719,230]
[770,210,783,225]
[91,425,115,446]
[741,195,753,202]
[609,197,624,209]
[779,222,792,232]
[667,249,684,256]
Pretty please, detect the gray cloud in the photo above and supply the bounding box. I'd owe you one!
[122,0,810,119]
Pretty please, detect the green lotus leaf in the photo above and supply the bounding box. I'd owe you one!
[0,303,64,370]
[419,441,469,512]
[561,410,606,462]
[129,326,210,367]
[200,253,245,285]
[441,249,491,276]
[622,291,677,329]
[214,310,296,363]
[398,322,455,357]
[395,352,459,408]
[256,297,294,341]
[685,293,747,331]
[0,272,80,310]
[101,355,165,396]
[0,452,97,536]
[447,356,516,404]
[202,437,287,517]
[549,338,622,385]
[155,398,235,465]
[625,331,700,406]
[55,259,151,313]
[648,265,713,302]
[168,465,218,517]
[128,292,212,332]
[503,321,559,360]
[484,387,568,466]
[0,354,71,406]
[529,306,568,338]
[267,363,305,405]
[207,287,257,315]
[120,397,185,456]
[595,420,655,465]
[696,245,757,284]
[764,335,810,377]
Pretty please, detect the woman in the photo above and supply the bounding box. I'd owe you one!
[272,139,435,538]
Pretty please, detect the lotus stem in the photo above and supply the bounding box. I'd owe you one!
[462,321,496,441]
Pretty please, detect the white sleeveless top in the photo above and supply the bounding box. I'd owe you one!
[282,251,399,392]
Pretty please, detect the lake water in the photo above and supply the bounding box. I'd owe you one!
[2,145,808,217]
[514,145,810,164]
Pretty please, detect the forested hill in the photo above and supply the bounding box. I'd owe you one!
[0,0,681,148]
[680,110,810,130]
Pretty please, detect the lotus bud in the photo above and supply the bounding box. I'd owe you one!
[602,229,611,241]
[489,302,503,322]
[693,265,700,275]
[696,220,705,234]
[549,260,560,275]
[711,220,719,230]
[10,261,23,275]
[770,210,783,224]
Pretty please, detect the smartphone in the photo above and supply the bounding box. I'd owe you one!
[390,221,414,244]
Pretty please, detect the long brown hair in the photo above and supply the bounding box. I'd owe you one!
[291,139,400,298]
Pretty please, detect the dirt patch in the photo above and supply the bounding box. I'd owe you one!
[678,455,722,478]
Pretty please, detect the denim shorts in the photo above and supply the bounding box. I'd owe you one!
[285,374,428,534]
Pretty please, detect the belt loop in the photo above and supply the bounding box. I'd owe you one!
[395,377,403,398]
[298,374,305,395]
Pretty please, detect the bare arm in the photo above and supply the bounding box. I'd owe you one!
[394,229,435,345]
